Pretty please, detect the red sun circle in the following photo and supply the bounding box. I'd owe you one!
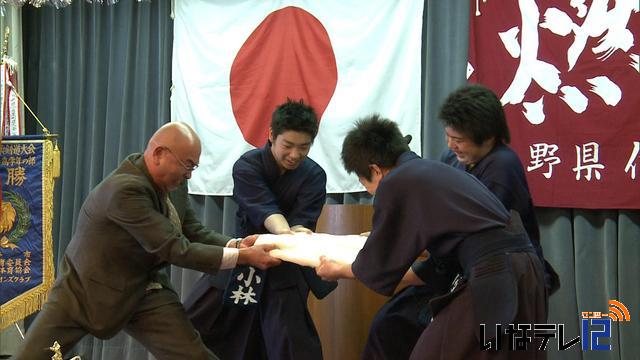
[230,6,338,147]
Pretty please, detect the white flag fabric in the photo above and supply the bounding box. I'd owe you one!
[255,233,367,267]
[172,0,423,195]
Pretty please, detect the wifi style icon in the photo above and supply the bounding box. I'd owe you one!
[605,300,631,322]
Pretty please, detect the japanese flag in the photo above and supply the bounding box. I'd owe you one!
[171,0,423,195]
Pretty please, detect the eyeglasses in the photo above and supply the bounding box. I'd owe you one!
[163,146,199,172]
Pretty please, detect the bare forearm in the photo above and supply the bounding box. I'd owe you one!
[340,263,355,279]
[264,214,293,234]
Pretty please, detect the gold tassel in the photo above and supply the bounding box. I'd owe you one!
[0,289,49,329]
[52,141,61,178]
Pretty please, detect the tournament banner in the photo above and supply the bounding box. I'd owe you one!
[468,1,639,208]
[172,0,423,195]
[0,136,56,329]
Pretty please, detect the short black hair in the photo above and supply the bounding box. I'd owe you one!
[271,98,319,140]
[438,84,510,145]
[341,114,410,181]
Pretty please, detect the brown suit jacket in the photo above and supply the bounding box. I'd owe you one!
[48,153,230,338]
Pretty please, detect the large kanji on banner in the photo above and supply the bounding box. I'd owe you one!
[468,0,639,209]
[172,0,423,195]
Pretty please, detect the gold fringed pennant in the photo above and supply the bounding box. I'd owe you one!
[0,137,57,329]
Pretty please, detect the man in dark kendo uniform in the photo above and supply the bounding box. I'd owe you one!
[316,115,547,359]
[362,84,559,359]
[184,99,335,360]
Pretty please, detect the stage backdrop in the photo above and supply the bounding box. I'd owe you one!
[171,0,423,195]
[468,0,639,209]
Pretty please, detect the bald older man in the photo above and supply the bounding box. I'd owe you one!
[13,123,280,360]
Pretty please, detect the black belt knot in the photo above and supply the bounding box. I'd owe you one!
[456,211,534,276]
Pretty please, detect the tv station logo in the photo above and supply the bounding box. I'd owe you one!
[480,299,631,351]
[581,300,631,351]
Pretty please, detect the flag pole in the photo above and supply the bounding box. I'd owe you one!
[2,26,8,58]
[1,25,60,177]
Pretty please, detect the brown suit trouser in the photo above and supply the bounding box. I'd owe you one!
[12,288,217,360]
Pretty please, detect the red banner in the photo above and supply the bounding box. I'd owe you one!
[468,0,639,209]
[0,61,22,136]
